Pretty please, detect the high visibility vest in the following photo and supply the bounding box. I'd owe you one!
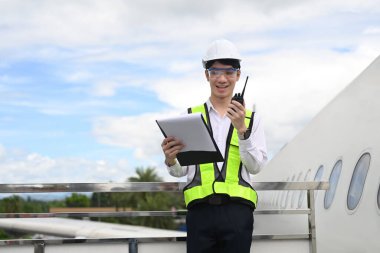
[183,103,258,208]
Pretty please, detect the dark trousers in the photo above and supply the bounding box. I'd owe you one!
[186,202,254,253]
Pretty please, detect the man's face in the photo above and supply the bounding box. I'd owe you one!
[205,61,241,100]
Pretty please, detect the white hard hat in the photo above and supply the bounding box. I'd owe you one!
[202,39,242,69]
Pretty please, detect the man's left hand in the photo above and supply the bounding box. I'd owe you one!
[227,100,247,135]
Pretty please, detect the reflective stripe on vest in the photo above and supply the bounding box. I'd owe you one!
[183,103,258,207]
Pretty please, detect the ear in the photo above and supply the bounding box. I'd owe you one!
[205,69,210,81]
[236,69,241,81]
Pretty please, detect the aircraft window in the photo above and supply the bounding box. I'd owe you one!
[347,153,371,210]
[314,165,324,200]
[314,165,324,181]
[292,172,303,208]
[276,191,281,206]
[324,160,342,209]
[298,169,311,208]
[377,184,380,210]
[271,194,276,206]
[284,175,296,209]
[282,177,290,208]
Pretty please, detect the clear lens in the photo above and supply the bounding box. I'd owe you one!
[208,68,238,78]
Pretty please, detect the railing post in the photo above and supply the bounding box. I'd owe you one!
[34,242,45,253]
[128,238,138,253]
[307,189,317,253]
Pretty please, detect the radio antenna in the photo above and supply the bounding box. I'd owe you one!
[241,76,249,97]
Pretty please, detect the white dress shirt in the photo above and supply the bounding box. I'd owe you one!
[167,99,268,187]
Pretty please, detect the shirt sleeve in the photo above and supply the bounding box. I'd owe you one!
[166,159,189,177]
[163,109,189,178]
[238,113,268,174]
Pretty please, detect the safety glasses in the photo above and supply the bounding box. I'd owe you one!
[207,68,239,78]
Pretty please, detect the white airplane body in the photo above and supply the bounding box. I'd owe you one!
[255,55,380,252]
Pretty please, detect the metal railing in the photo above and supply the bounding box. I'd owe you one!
[0,181,328,253]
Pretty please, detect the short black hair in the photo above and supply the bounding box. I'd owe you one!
[205,58,241,69]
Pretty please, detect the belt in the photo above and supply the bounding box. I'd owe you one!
[207,194,230,205]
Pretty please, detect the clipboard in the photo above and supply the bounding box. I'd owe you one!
[156,113,224,166]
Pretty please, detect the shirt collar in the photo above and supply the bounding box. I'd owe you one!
[206,99,215,113]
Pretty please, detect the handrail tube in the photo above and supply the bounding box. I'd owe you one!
[0,181,328,193]
[0,237,185,247]
[0,182,181,193]
[0,209,311,219]
[254,209,311,215]
[0,210,188,218]
[0,209,310,218]
[0,234,311,247]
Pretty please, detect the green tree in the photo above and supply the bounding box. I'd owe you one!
[0,195,49,213]
[0,229,10,239]
[24,197,49,213]
[65,193,90,207]
[0,195,24,213]
[47,199,66,209]
[91,192,113,207]
[110,166,184,229]
[124,166,163,209]
[129,167,162,182]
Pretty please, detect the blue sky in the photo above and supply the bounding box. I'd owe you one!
[0,0,379,184]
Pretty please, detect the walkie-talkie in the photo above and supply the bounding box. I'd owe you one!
[232,76,249,105]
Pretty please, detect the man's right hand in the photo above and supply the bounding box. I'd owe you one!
[161,136,185,166]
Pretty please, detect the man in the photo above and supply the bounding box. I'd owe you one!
[161,39,267,253]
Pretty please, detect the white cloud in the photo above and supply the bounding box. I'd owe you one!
[92,111,180,162]
[65,71,93,82]
[0,74,27,84]
[1,0,377,61]
[91,80,120,97]
[363,27,380,35]
[0,145,134,183]
[0,144,5,158]
[150,74,210,110]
